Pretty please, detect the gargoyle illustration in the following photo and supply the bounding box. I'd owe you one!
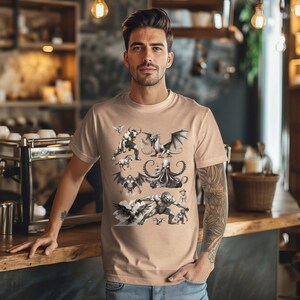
[176,208,188,224]
[112,128,141,161]
[153,217,165,225]
[112,125,124,134]
[137,192,189,225]
[141,129,188,157]
[179,188,187,202]
[113,172,147,194]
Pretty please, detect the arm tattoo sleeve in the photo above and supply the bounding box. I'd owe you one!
[198,163,228,263]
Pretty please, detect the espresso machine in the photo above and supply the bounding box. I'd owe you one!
[0,137,101,234]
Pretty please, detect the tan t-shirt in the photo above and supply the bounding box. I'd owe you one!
[70,90,227,286]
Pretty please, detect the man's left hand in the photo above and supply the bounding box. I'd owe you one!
[168,252,214,283]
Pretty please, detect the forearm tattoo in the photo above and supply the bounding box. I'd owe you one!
[198,163,228,263]
[61,210,67,222]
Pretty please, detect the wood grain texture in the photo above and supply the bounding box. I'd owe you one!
[1,186,299,273]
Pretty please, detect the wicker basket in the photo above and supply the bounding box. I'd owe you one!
[231,172,279,212]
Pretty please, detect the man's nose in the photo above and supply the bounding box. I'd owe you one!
[143,48,152,64]
[143,57,152,64]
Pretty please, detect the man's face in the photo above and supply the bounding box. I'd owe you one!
[123,27,174,87]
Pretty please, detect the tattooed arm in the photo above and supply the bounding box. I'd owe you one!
[168,163,228,283]
[199,163,228,263]
[7,155,93,258]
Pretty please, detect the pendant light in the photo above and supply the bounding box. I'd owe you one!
[276,0,286,52]
[91,0,109,19]
[292,0,300,16]
[275,33,286,52]
[251,0,267,29]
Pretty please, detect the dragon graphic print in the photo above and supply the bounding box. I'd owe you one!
[111,126,190,226]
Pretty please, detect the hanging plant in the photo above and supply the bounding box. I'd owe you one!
[237,1,262,85]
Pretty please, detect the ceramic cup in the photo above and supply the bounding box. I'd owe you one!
[37,129,56,139]
[57,133,70,144]
[244,157,262,173]
[7,133,21,141]
[23,133,40,139]
[0,126,10,139]
[57,133,70,138]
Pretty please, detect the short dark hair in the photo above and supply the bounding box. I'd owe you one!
[122,8,173,52]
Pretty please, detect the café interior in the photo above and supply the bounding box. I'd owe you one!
[1,0,300,299]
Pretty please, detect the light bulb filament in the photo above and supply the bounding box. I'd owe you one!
[91,0,108,19]
[255,15,265,28]
[251,3,266,29]
[96,3,104,17]
[295,4,300,16]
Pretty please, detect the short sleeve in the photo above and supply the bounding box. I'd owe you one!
[194,109,228,169]
[69,106,100,164]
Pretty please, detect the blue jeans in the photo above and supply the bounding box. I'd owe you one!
[105,280,208,300]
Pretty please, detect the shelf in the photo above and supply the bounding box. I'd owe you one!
[0,0,79,135]
[172,25,243,42]
[0,40,14,49]
[19,42,77,52]
[288,84,300,90]
[149,0,240,42]
[149,0,223,11]
[19,0,78,10]
[0,101,79,108]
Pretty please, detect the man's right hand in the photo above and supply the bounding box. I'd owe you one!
[6,233,58,258]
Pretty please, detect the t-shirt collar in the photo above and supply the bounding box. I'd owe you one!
[125,90,175,112]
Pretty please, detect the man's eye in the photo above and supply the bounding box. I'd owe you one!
[132,46,142,51]
[153,47,162,51]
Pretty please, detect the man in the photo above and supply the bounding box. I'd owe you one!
[8,8,228,300]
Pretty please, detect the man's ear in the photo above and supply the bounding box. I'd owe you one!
[167,52,174,69]
[123,51,129,68]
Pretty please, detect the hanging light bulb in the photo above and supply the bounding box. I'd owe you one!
[91,0,109,19]
[292,0,300,16]
[275,32,286,52]
[251,0,267,29]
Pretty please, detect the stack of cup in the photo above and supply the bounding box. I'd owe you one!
[0,126,10,139]
[0,201,17,235]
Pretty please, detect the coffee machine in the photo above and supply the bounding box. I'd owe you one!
[0,137,101,234]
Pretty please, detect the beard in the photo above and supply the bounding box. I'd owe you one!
[129,63,166,87]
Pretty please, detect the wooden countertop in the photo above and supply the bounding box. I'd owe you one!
[1,183,300,273]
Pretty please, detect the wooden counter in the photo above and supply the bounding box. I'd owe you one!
[1,184,299,273]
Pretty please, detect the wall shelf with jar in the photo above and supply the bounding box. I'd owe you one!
[148,0,243,42]
[0,0,17,49]
[0,0,79,133]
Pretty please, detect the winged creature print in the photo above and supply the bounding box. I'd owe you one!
[111,127,190,220]
[141,130,188,157]
[113,172,147,194]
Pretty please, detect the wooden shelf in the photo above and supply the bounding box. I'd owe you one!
[172,25,243,42]
[288,84,300,90]
[0,101,79,108]
[19,42,77,51]
[148,0,241,42]
[149,0,223,11]
[19,0,77,9]
[0,0,79,134]
[0,40,14,49]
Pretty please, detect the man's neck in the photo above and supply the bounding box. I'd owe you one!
[129,83,169,105]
